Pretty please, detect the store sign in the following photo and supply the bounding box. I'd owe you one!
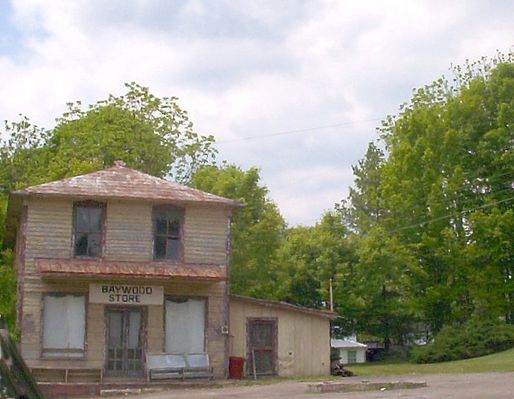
[89,283,163,305]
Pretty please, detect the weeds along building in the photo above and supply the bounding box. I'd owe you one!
[4,161,334,386]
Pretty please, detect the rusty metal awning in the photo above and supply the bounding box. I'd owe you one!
[36,258,227,282]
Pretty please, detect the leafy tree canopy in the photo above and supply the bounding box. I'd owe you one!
[337,52,513,349]
[0,82,217,194]
[192,164,286,298]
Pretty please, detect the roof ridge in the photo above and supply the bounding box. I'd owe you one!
[12,164,243,208]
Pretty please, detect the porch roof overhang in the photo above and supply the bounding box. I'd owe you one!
[36,258,227,282]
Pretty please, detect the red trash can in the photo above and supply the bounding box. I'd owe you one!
[229,356,245,379]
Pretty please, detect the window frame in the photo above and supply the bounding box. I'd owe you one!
[72,200,106,258]
[152,205,184,261]
[347,350,357,364]
[40,293,88,360]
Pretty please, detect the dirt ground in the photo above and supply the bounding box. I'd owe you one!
[101,372,514,399]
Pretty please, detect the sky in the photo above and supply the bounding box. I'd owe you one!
[0,0,512,226]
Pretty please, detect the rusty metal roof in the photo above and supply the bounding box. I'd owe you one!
[230,294,337,320]
[13,162,242,208]
[37,258,227,281]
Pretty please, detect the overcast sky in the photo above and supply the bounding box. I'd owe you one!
[0,0,512,225]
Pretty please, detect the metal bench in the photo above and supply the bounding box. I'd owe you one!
[146,353,213,381]
[31,366,103,383]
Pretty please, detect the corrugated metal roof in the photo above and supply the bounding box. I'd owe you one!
[230,294,337,320]
[331,338,368,349]
[13,162,242,208]
[36,258,227,281]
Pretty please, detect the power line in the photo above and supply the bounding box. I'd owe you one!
[391,196,514,233]
[217,117,383,144]
[379,184,514,217]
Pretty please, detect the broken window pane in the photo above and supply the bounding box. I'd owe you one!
[74,233,88,256]
[88,233,101,257]
[168,219,180,236]
[154,236,167,259]
[89,207,103,232]
[155,215,167,234]
[166,238,180,259]
[76,207,90,232]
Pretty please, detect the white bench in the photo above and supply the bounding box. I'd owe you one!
[146,353,213,381]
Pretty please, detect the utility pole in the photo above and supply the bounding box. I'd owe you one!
[329,278,334,312]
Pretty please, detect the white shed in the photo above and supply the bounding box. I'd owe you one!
[331,338,367,366]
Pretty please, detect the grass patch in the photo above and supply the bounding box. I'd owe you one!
[347,348,514,376]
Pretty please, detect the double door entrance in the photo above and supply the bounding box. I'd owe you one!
[105,308,144,377]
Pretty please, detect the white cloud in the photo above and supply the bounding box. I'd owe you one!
[1,0,512,225]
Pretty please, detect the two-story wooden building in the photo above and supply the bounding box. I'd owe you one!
[4,161,334,388]
[5,161,241,381]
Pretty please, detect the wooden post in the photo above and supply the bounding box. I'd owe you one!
[329,278,334,312]
[251,349,257,380]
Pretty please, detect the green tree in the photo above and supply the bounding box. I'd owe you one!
[192,165,286,298]
[379,55,514,331]
[0,249,15,331]
[337,53,513,348]
[0,82,216,191]
[352,227,420,349]
[346,142,386,232]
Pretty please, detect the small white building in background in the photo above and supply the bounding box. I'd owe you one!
[331,338,367,366]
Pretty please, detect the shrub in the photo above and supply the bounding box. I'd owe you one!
[412,318,514,363]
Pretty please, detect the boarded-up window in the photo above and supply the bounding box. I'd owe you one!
[153,206,183,260]
[165,298,205,353]
[42,294,86,358]
[74,201,104,257]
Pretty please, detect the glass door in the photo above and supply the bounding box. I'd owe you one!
[106,308,144,377]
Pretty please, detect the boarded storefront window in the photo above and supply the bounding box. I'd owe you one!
[42,294,86,358]
[165,298,205,353]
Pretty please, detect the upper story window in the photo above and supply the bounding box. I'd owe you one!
[73,201,105,257]
[153,205,183,260]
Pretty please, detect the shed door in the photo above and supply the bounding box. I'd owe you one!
[247,319,277,376]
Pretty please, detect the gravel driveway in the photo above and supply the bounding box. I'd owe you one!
[100,372,514,399]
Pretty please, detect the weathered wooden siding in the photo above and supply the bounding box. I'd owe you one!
[184,206,230,265]
[229,300,331,377]
[21,198,72,361]
[104,200,153,261]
